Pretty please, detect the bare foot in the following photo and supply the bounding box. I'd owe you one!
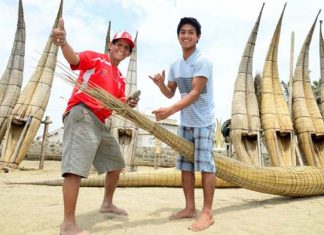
[188,212,214,232]
[169,208,197,220]
[99,204,128,215]
[60,223,90,235]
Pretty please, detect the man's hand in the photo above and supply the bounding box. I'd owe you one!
[126,90,140,108]
[152,107,173,121]
[51,17,66,47]
[149,70,166,88]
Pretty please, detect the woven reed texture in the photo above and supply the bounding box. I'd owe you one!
[56,62,324,197]
[261,4,295,167]
[319,20,324,119]
[13,169,236,188]
[0,0,25,142]
[292,11,324,167]
[0,0,63,170]
[230,4,264,165]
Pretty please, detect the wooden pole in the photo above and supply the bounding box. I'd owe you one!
[154,138,161,169]
[39,116,52,170]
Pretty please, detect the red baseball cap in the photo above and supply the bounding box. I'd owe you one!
[112,31,135,49]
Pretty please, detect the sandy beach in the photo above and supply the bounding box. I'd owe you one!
[1,160,324,235]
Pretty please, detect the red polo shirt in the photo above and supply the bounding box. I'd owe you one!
[64,51,126,123]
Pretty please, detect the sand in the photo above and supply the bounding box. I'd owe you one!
[1,160,324,235]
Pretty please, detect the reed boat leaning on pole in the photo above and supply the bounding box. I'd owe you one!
[319,20,324,118]
[261,3,295,166]
[292,10,324,167]
[230,3,264,165]
[0,0,63,170]
[0,0,25,143]
[109,32,140,171]
[52,61,324,197]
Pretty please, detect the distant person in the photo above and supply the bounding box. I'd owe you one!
[52,18,138,235]
[149,17,216,232]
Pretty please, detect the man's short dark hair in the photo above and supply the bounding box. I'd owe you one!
[177,17,201,37]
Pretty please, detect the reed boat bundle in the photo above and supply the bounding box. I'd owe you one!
[54,62,324,197]
[104,20,111,55]
[14,168,236,188]
[230,4,264,165]
[109,32,139,170]
[0,0,25,142]
[319,20,324,118]
[0,0,63,170]
[292,11,324,167]
[261,4,295,166]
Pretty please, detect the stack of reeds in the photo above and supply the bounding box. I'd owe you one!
[0,0,25,142]
[261,4,295,166]
[230,4,264,165]
[292,11,324,167]
[0,0,63,169]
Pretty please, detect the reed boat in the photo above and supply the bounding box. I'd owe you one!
[0,0,25,142]
[319,20,324,118]
[260,4,295,166]
[0,0,63,169]
[104,20,111,55]
[292,10,324,167]
[230,4,264,165]
[109,31,140,171]
[14,168,236,188]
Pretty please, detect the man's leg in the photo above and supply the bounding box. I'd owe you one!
[170,170,197,220]
[99,169,127,215]
[189,172,215,232]
[60,173,90,235]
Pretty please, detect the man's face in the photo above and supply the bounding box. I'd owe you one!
[110,39,131,61]
[178,24,199,50]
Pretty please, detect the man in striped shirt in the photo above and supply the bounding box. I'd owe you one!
[149,17,216,232]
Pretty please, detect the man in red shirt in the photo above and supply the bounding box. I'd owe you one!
[52,18,138,235]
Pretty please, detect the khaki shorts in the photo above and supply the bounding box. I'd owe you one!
[61,104,125,178]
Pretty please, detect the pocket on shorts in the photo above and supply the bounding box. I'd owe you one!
[70,106,90,123]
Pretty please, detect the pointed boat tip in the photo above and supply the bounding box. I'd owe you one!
[317,9,321,16]
[261,2,265,9]
[283,2,287,10]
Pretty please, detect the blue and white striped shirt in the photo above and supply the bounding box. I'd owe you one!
[168,49,215,127]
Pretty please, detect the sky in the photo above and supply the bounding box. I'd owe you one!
[0,0,323,135]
